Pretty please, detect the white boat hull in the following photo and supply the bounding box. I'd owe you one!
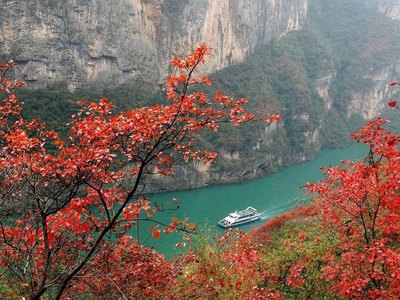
[218,215,261,228]
[218,207,261,228]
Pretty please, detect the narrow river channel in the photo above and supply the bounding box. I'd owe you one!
[139,143,368,258]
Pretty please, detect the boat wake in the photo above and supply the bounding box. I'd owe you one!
[259,200,302,220]
[260,211,270,220]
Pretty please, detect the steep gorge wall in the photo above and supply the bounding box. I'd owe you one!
[158,0,308,78]
[1,0,400,192]
[0,0,309,90]
[359,1,400,119]
[0,0,163,90]
[346,65,400,119]
[368,0,400,19]
[150,0,400,192]
[314,65,398,120]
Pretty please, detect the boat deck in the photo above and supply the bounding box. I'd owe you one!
[218,206,261,228]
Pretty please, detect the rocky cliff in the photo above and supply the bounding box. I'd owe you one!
[368,0,400,19]
[149,121,320,193]
[346,65,400,119]
[149,0,400,192]
[314,65,398,121]
[2,0,400,193]
[0,0,309,90]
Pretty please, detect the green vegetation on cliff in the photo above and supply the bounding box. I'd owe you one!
[12,0,400,181]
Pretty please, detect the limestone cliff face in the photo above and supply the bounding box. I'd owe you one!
[313,65,399,121]
[0,0,163,90]
[1,0,397,193]
[314,71,335,109]
[369,0,400,19]
[149,120,320,193]
[0,0,309,90]
[159,0,309,78]
[346,65,400,119]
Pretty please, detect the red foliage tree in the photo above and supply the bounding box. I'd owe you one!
[0,46,279,299]
[174,229,282,300]
[248,205,314,244]
[305,118,400,299]
[66,236,178,299]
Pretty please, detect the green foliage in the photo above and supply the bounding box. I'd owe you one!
[310,0,400,110]
[0,272,18,299]
[13,0,400,180]
[175,209,339,299]
[209,29,332,153]
[16,86,160,139]
[174,228,270,299]
[204,0,400,157]
[259,217,338,299]
[310,0,400,65]
[319,110,351,148]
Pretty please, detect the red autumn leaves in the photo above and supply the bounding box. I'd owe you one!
[0,45,280,299]
[388,82,399,108]
[304,118,400,299]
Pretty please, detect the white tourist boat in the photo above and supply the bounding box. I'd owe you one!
[218,206,261,228]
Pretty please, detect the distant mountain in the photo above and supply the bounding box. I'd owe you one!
[0,0,308,90]
[1,0,400,190]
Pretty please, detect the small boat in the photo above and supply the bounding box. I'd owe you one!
[218,206,261,228]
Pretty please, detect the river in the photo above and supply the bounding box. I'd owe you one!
[139,143,368,258]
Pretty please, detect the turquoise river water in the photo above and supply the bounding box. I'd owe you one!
[139,143,368,258]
